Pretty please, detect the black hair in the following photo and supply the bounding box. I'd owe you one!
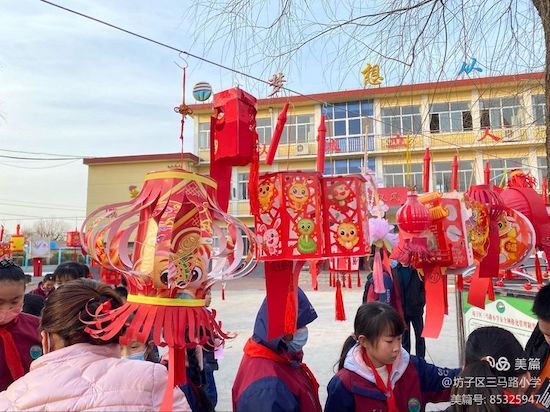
[0,258,26,283]
[53,262,87,282]
[449,327,527,412]
[533,283,550,321]
[337,302,405,370]
[23,293,45,317]
[43,273,55,283]
[464,326,526,378]
[114,286,128,299]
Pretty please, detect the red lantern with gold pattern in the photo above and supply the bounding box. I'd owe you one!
[66,231,81,248]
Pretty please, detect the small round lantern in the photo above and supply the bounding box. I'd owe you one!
[396,193,431,234]
[467,185,505,220]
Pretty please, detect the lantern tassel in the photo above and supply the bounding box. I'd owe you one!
[347,272,352,288]
[221,284,226,301]
[535,252,543,285]
[487,279,495,301]
[335,279,346,321]
[456,274,464,291]
[357,272,361,288]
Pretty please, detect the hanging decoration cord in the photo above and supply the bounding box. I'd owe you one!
[36,0,545,174]
[173,66,192,167]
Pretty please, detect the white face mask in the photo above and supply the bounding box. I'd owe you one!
[286,327,309,353]
[0,304,22,325]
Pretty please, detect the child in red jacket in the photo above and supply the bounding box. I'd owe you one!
[0,258,41,390]
[326,302,459,412]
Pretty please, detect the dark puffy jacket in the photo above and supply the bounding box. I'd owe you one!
[525,325,550,379]
[393,264,425,318]
[232,288,321,412]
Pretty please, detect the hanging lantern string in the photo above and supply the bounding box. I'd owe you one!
[174,65,193,168]
[36,0,546,175]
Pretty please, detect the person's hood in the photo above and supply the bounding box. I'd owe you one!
[252,288,318,353]
[343,343,410,387]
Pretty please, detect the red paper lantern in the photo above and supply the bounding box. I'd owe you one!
[321,174,370,257]
[467,185,505,220]
[66,231,81,248]
[211,87,257,165]
[396,193,431,234]
[254,171,324,260]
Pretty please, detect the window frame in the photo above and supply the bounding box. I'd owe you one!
[198,122,210,150]
[280,114,315,145]
[382,163,423,191]
[429,102,473,133]
[381,105,422,136]
[480,97,523,129]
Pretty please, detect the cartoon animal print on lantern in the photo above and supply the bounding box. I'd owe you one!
[328,182,352,208]
[287,181,309,211]
[259,221,281,255]
[258,180,277,212]
[296,218,317,254]
[336,222,359,250]
[498,213,519,261]
[168,232,208,288]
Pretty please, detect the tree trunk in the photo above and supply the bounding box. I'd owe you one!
[532,0,550,176]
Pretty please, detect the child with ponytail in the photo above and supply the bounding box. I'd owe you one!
[326,302,459,412]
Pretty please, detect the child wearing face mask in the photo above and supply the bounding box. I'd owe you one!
[0,258,41,391]
[232,287,322,412]
[326,302,460,412]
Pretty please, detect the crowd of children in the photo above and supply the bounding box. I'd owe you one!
[0,257,549,411]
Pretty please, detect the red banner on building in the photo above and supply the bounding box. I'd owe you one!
[377,187,408,206]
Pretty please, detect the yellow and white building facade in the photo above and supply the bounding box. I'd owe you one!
[85,73,547,230]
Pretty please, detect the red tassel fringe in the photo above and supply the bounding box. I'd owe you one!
[357,272,361,288]
[487,280,495,301]
[456,274,463,291]
[335,279,346,321]
[347,272,352,289]
[221,286,226,301]
[535,253,543,285]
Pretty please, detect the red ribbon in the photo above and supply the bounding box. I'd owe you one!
[244,338,320,394]
[361,347,398,412]
[0,325,25,382]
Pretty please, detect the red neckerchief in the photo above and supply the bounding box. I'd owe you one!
[361,347,398,412]
[243,338,320,393]
[0,319,25,382]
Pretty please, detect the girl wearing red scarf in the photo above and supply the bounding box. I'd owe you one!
[0,259,41,391]
[326,302,459,412]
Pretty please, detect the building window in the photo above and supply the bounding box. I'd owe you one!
[381,105,422,136]
[480,97,523,129]
[324,101,374,153]
[280,114,314,144]
[198,122,210,149]
[488,158,524,185]
[324,158,363,175]
[537,157,547,185]
[429,102,472,133]
[532,95,546,126]
[256,117,272,145]
[235,173,249,200]
[382,163,423,190]
[433,161,473,192]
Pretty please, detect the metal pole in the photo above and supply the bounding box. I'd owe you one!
[455,275,466,366]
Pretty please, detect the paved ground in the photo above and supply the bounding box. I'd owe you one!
[26,268,459,411]
[210,272,459,412]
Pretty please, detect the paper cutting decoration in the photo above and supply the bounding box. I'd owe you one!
[255,172,324,260]
[321,175,370,257]
[81,169,256,408]
[192,82,213,101]
[497,208,535,270]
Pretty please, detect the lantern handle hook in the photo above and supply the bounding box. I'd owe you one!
[174,52,189,70]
